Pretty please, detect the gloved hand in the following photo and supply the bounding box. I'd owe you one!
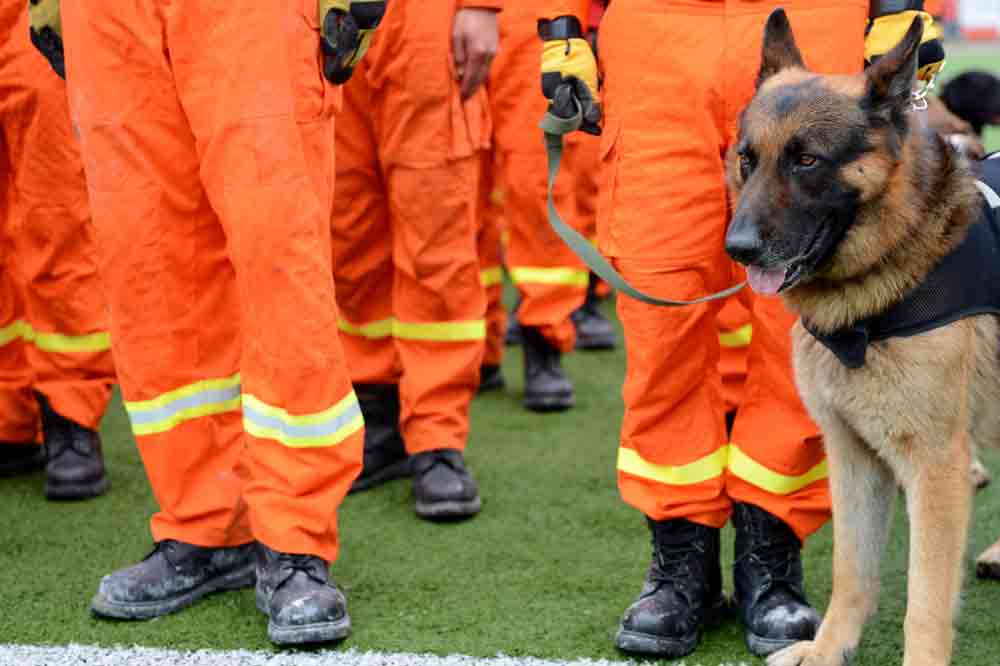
[865,9,945,83]
[28,0,65,79]
[320,0,386,85]
[538,15,601,136]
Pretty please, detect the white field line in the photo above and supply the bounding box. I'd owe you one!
[0,644,754,666]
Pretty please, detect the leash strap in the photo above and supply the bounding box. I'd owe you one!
[541,109,745,307]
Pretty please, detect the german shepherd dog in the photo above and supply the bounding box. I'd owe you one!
[724,11,996,666]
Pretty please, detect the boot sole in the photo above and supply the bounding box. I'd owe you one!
[415,496,482,521]
[745,630,805,657]
[90,560,256,620]
[614,628,698,659]
[254,589,352,645]
[523,391,575,412]
[576,335,617,351]
[46,476,110,501]
[614,596,730,658]
[348,459,411,494]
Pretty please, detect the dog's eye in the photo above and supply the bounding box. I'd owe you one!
[738,153,755,179]
[796,154,818,168]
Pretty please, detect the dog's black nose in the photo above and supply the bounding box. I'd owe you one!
[725,216,764,265]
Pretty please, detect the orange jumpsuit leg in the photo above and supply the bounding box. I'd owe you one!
[477,149,507,369]
[717,292,751,416]
[490,4,589,353]
[3,7,114,433]
[332,0,488,454]
[63,0,362,561]
[599,0,867,540]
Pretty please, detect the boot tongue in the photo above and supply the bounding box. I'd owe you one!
[746,266,787,295]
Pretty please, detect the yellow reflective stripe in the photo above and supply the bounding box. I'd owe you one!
[0,320,110,352]
[509,267,589,287]
[28,330,110,353]
[617,446,729,486]
[480,266,504,288]
[125,373,242,436]
[338,318,486,342]
[0,320,28,347]
[393,320,485,341]
[728,444,828,495]
[242,391,364,448]
[719,323,753,348]
[338,317,394,339]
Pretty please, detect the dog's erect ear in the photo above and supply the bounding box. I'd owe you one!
[864,16,923,126]
[757,9,805,89]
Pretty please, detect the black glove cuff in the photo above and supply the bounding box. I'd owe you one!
[869,0,924,18]
[537,16,583,41]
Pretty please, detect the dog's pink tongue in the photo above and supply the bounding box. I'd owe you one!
[746,266,787,295]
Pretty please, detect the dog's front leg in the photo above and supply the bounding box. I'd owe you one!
[769,417,895,666]
[900,427,971,666]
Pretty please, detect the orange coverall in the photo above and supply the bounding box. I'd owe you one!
[489,0,598,353]
[0,2,114,446]
[543,0,868,541]
[332,0,499,454]
[62,0,363,562]
[477,153,507,369]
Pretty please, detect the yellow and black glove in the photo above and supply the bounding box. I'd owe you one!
[320,0,385,85]
[538,15,601,136]
[866,3,945,83]
[28,0,65,79]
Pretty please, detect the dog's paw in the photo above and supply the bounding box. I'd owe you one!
[767,641,846,666]
[976,541,1000,579]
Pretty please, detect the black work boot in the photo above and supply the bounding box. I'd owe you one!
[571,280,617,350]
[733,502,821,656]
[91,540,256,620]
[349,384,410,494]
[478,364,506,393]
[615,518,728,659]
[39,396,108,500]
[256,544,351,645]
[522,326,574,412]
[411,448,481,520]
[0,441,45,477]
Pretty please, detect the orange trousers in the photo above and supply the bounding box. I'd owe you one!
[487,3,599,352]
[331,0,489,453]
[63,0,362,562]
[599,0,867,541]
[0,3,114,446]
[717,291,751,414]
[478,152,507,368]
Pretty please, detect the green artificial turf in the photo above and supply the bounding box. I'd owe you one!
[2,44,999,666]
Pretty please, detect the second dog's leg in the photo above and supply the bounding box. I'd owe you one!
[900,427,971,666]
[768,419,895,666]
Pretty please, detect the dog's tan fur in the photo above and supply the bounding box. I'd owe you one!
[729,14,997,666]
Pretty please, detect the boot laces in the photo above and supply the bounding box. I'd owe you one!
[276,552,326,584]
[737,518,802,590]
[651,540,707,582]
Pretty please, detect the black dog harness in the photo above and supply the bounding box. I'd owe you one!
[806,153,1000,369]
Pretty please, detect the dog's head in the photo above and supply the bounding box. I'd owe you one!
[940,71,1000,136]
[725,9,923,294]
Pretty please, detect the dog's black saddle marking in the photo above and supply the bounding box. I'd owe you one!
[806,152,1000,369]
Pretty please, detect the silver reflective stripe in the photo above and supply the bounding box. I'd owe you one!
[127,386,242,426]
[976,180,1000,210]
[242,400,363,440]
